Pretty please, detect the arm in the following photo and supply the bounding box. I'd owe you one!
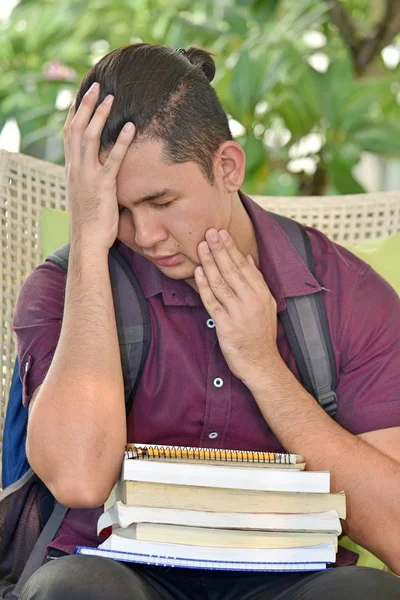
[24,84,136,509]
[194,227,400,575]
[247,368,400,574]
[26,244,126,508]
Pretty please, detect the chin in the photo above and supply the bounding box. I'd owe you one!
[155,263,196,281]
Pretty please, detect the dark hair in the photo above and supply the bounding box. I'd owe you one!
[75,43,232,182]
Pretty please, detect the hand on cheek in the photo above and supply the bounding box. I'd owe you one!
[195,228,282,387]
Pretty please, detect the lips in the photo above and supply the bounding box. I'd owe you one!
[151,254,182,267]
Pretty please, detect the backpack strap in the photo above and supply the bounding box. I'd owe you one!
[46,243,151,416]
[11,496,68,599]
[270,213,338,417]
[8,244,151,598]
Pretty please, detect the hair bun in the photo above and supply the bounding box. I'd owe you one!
[186,47,216,83]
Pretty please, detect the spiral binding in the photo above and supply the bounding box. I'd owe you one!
[125,444,295,464]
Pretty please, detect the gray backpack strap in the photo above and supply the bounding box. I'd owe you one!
[0,467,36,501]
[270,213,338,417]
[11,502,68,599]
[108,245,151,415]
[46,243,151,416]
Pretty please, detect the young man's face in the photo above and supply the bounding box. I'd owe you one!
[114,140,234,284]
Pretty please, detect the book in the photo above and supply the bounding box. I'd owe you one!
[126,444,305,466]
[97,503,342,535]
[126,458,306,470]
[121,459,330,493]
[115,481,346,519]
[96,533,337,565]
[115,524,339,551]
[74,546,328,572]
[97,443,343,573]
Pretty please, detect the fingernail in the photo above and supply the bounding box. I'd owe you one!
[123,122,134,132]
[208,229,218,242]
[89,82,99,93]
[220,230,229,241]
[104,94,114,105]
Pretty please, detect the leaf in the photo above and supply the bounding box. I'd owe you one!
[222,7,249,36]
[339,96,376,133]
[230,49,261,117]
[243,133,267,175]
[309,57,354,128]
[274,89,316,139]
[252,0,280,22]
[327,147,366,195]
[351,122,400,156]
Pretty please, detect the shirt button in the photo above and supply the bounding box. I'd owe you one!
[208,432,218,439]
[213,377,224,388]
[206,319,215,328]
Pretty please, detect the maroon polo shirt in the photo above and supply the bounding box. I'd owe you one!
[13,192,400,563]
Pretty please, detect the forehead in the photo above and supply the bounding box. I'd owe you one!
[114,140,206,202]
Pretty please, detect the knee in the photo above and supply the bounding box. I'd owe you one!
[20,555,141,600]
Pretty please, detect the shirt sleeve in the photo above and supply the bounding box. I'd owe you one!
[12,262,66,408]
[335,265,400,434]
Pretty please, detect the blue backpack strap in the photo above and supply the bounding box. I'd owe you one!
[0,245,151,594]
[2,358,30,489]
[46,243,151,416]
[270,213,338,417]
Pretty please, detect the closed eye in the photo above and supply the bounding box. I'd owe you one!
[152,201,174,209]
[118,200,175,214]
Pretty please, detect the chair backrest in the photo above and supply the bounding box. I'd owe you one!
[1,148,400,457]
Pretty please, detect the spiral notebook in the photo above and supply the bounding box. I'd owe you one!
[74,546,329,572]
[74,541,334,572]
[125,443,305,466]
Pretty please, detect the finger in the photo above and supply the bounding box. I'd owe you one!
[81,94,114,164]
[102,122,136,178]
[218,230,262,292]
[194,266,226,321]
[69,82,100,165]
[63,103,76,167]
[198,240,237,308]
[204,229,249,298]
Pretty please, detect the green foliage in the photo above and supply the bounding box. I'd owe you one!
[1,0,399,194]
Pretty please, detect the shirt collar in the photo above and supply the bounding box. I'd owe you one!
[115,191,323,311]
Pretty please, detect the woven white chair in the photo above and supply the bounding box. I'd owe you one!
[1,148,400,451]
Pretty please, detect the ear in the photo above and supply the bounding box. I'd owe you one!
[214,141,246,192]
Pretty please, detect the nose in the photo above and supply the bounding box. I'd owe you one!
[133,214,169,250]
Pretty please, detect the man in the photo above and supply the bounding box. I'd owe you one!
[13,43,400,599]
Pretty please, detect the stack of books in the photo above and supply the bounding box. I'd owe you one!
[75,444,345,572]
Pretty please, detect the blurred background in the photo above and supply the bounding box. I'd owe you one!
[0,0,399,196]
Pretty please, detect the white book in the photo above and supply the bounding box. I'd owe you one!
[75,546,328,572]
[122,460,330,493]
[98,503,342,536]
[97,531,337,564]
[113,524,339,551]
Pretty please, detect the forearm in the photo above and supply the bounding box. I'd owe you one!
[248,361,400,574]
[27,242,126,507]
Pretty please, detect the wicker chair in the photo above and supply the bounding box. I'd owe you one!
[1,148,400,451]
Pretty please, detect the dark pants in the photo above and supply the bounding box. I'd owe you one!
[20,555,400,600]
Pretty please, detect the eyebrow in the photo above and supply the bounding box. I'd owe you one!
[132,188,174,205]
